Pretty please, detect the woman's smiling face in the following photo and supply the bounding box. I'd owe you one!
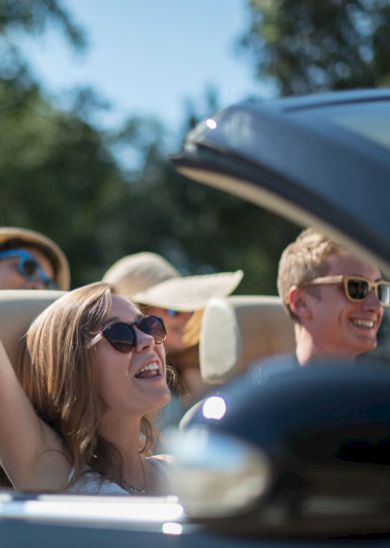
[91,295,171,416]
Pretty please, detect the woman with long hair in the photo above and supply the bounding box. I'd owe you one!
[0,282,171,494]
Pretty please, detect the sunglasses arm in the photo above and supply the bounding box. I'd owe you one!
[87,333,103,349]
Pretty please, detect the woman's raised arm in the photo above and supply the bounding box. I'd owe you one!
[0,340,70,491]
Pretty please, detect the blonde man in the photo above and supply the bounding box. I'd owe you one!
[277,228,389,365]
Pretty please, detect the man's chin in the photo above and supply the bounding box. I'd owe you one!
[352,337,378,355]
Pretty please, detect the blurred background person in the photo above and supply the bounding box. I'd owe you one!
[0,227,70,291]
[103,252,243,429]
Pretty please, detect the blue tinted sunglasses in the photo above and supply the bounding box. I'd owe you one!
[0,248,58,289]
[166,309,192,317]
[167,309,180,317]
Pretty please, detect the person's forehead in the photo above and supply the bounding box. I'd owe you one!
[110,294,141,321]
[327,251,381,279]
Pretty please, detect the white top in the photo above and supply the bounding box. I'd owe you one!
[67,457,169,495]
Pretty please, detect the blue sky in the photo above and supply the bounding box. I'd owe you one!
[19,0,268,132]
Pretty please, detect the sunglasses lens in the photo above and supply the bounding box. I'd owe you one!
[20,256,57,288]
[378,283,390,306]
[20,258,40,279]
[139,316,167,343]
[103,323,136,353]
[102,317,166,353]
[347,279,369,301]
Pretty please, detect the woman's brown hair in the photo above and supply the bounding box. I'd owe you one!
[15,282,157,487]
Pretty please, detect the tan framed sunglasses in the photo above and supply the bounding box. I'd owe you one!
[301,275,390,307]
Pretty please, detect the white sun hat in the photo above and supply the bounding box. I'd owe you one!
[102,251,243,312]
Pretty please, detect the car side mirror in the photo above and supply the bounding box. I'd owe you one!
[167,358,390,538]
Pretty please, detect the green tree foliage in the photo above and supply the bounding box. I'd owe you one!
[240,0,390,95]
[0,80,132,285]
[159,165,299,294]
[0,0,133,287]
[0,0,84,46]
[113,110,299,294]
[0,0,85,86]
[0,74,299,293]
[0,0,300,294]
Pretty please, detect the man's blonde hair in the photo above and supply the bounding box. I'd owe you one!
[277,228,344,319]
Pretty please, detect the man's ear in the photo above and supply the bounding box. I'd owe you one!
[288,286,312,321]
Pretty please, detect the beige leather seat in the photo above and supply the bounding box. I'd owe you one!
[0,290,63,367]
[199,295,295,384]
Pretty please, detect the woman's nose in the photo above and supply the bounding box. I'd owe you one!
[134,328,155,351]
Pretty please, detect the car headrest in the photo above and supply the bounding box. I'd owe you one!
[199,295,295,384]
[0,290,64,367]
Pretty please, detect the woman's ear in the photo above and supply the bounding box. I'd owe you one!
[288,286,312,322]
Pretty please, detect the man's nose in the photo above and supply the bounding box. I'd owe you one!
[363,288,382,310]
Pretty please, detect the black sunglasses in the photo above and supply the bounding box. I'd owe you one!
[0,248,58,289]
[301,275,390,307]
[89,315,167,353]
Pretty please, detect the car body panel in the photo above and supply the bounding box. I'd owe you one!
[169,360,390,538]
[172,89,390,276]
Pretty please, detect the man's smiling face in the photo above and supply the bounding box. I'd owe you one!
[304,251,384,358]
